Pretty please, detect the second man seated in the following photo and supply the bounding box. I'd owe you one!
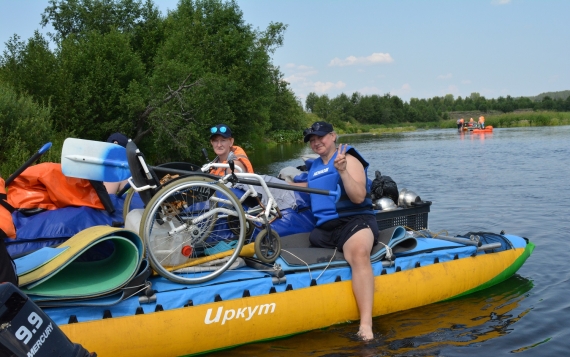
[208,124,254,176]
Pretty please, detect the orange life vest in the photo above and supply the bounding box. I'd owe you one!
[0,177,16,239]
[7,163,105,211]
[209,146,254,176]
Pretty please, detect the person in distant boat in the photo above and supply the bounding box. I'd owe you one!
[208,124,254,176]
[292,121,379,341]
[104,132,129,194]
[468,118,474,127]
[456,118,462,130]
[478,115,485,129]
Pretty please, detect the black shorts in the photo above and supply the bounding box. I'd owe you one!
[309,214,379,252]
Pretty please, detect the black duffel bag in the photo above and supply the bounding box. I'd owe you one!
[371,170,399,204]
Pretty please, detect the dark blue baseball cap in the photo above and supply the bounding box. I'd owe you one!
[107,132,128,148]
[210,124,232,139]
[303,121,334,142]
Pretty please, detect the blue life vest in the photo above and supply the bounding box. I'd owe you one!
[308,146,373,226]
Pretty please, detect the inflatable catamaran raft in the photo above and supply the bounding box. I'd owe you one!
[0,139,534,357]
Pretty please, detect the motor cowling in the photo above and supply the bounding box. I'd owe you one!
[0,282,95,357]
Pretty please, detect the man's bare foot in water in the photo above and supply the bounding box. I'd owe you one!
[357,325,374,341]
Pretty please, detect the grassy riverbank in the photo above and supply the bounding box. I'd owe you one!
[263,111,570,146]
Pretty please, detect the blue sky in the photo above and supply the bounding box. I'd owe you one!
[1,0,569,104]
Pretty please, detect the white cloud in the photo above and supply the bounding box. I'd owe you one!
[328,52,394,67]
[461,79,471,84]
[491,0,511,5]
[282,63,318,86]
[437,73,453,80]
[285,64,317,76]
[313,81,346,93]
[283,74,308,84]
[280,63,346,100]
[390,83,412,97]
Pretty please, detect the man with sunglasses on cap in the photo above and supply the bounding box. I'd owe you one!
[292,121,378,341]
[208,124,254,176]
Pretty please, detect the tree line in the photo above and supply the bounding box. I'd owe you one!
[305,91,570,129]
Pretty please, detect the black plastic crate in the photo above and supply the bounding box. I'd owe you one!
[375,201,431,231]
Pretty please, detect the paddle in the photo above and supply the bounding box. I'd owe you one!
[61,138,130,183]
[61,138,341,199]
[6,142,52,186]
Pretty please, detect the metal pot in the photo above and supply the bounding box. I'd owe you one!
[374,197,398,211]
[398,188,421,207]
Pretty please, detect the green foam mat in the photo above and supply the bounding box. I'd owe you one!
[18,226,143,299]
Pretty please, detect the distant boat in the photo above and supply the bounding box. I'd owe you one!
[472,125,493,133]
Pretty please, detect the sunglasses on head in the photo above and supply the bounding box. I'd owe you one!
[211,126,228,134]
[303,123,327,137]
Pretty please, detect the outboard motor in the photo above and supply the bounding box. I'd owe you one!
[0,282,95,357]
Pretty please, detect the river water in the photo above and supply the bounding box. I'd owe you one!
[213,126,570,356]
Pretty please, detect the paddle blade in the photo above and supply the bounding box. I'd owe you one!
[61,138,130,182]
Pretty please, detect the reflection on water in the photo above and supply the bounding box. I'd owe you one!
[374,275,533,356]
[209,276,533,356]
[238,126,570,356]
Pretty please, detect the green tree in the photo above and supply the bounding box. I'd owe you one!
[354,95,382,124]
[305,92,318,113]
[53,29,147,138]
[404,104,421,122]
[540,96,554,110]
[146,0,293,162]
[389,94,404,123]
[454,96,464,111]
[312,94,331,120]
[564,96,570,111]
[267,67,303,131]
[443,94,454,108]
[517,96,534,110]
[350,92,361,105]
[330,93,353,121]
[42,0,165,74]
[1,0,298,165]
[0,33,58,102]
[0,82,53,177]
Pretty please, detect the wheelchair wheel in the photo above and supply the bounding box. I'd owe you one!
[254,228,281,264]
[141,176,246,284]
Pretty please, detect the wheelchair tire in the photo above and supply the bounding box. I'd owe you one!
[254,228,281,264]
[141,176,246,284]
